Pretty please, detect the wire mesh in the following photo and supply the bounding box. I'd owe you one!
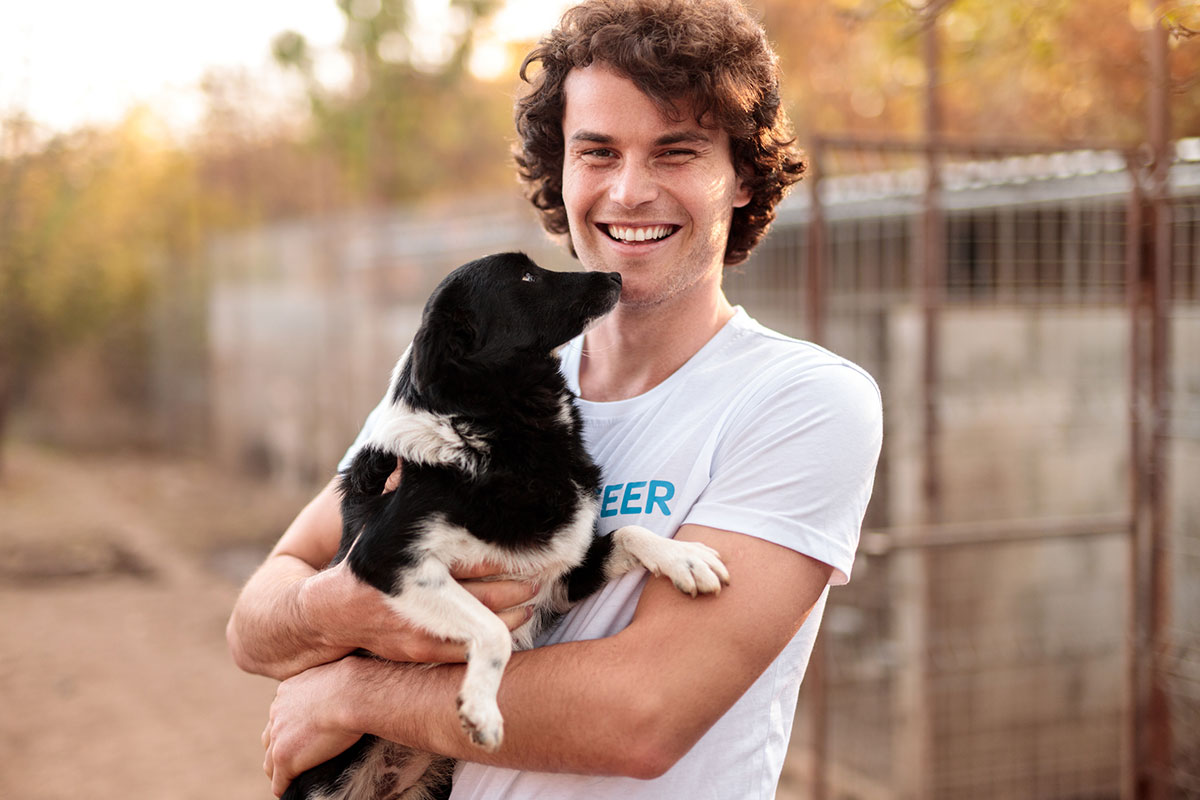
[730,140,1200,799]
[1166,191,1200,797]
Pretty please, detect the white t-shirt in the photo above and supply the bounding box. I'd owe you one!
[341,308,883,799]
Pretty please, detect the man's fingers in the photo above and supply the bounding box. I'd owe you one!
[450,559,509,580]
[382,460,402,493]
[497,604,534,632]
[272,769,288,798]
[461,578,540,614]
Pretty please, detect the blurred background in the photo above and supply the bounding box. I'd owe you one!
[1,0,1198,798]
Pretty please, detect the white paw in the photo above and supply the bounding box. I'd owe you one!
[642,539,730,597]
[456,690,504,751]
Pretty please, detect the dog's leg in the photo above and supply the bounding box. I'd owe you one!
[384,558,514,751]
[605,526,730,597]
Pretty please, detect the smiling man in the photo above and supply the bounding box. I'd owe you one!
[233,2,883,798]
[561,65,750,306]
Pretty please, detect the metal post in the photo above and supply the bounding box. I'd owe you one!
[1144,3,1174,795]
[807,141,827,348]
[922,13,944,528]
[896,6,945,798]
[1124,153,1146,800]
[805,138,829,800]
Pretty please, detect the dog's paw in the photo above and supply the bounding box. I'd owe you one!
[456,691,504,752]
[659,540,730,596]
[619,527,729,597]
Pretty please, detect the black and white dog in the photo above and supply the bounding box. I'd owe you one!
[283,252,729,800]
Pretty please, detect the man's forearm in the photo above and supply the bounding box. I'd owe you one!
[340,633,693,780]
[334,530,834,781]
[227,554,351,680]
[267,528,833,791]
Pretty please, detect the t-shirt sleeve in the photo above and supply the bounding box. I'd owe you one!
[682,362,883,585]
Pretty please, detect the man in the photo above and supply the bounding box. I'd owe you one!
[228,1,883,797]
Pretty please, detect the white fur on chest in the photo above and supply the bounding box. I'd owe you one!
[364,404,488,475]
[364,348,489,475]
[410,494,598,581]
[405,494,598,649]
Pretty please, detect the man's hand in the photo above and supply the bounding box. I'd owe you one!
[304,460,537,664]
[227,479,540,679]
[299,559,538,665]
[262,657,366,797]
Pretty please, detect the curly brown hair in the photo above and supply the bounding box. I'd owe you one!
[514,0,805,267]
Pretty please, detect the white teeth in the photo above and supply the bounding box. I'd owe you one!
[607,224,672,242]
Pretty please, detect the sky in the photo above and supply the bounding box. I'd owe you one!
[0,0,573,135]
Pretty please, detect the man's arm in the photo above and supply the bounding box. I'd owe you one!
[262,524,833,792]
[226,479,540,681]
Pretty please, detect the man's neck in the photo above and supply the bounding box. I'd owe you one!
[577,287,735,403]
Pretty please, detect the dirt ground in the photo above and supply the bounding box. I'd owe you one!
[0,444,811,800]
[0,444,308,800]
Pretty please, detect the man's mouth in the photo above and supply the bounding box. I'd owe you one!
[602,224,678,243]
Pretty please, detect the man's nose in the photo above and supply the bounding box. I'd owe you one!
[609,161,659,208]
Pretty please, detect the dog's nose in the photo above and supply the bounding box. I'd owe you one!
[607,272,622,286]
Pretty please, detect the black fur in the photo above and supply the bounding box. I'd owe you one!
[286,252,627,800]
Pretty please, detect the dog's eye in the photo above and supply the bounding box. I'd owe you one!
[521,272,537,283]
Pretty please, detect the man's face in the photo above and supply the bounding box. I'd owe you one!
[560,62,750,310]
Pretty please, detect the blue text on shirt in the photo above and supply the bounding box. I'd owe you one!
[600,480,675,518]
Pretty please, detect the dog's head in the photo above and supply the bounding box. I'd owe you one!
[408,252,621,406]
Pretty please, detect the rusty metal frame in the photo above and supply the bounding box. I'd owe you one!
[1141,3,1175,796]
[803,136,830,800]
[797,3,1178,795]
[1126,148,1148,800]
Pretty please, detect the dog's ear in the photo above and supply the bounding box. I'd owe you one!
[410,304,475,399]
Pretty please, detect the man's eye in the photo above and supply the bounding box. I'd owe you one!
[522,272,537,283]
[661,149,697,162]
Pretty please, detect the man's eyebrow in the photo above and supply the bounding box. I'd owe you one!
[568,130,614,144]
[653,130,713,147]
[567,129,715,146]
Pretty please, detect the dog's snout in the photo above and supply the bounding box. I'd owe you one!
[607,272,622,286]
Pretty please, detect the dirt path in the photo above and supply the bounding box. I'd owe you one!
[0,445,303,800]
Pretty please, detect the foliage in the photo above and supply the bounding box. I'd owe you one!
[271,0,514,205]
[759,0,1200,143]
[1,0,1198,462]
[0,0,519,462]
[0,111,204,457]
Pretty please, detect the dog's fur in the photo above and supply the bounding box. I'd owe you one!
[282,252,729,800]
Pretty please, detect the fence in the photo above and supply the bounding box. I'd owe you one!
[182,137,1200,798]
[727,138,1200,799]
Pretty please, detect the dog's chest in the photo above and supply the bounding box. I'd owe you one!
[415,488,599,579]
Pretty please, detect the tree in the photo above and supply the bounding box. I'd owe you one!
[757,0,1200,145]
[0,111,201,473]
[271,0,514,206]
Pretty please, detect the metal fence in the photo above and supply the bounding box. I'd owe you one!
[181,134,1200,797]
[185,137,1200,798]
[730,138,1200,800]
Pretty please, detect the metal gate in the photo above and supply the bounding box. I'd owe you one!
[726,133,1200,799]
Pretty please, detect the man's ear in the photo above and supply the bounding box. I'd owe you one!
[733,174,752,209]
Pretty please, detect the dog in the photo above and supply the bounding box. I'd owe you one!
[282,252,729,800]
